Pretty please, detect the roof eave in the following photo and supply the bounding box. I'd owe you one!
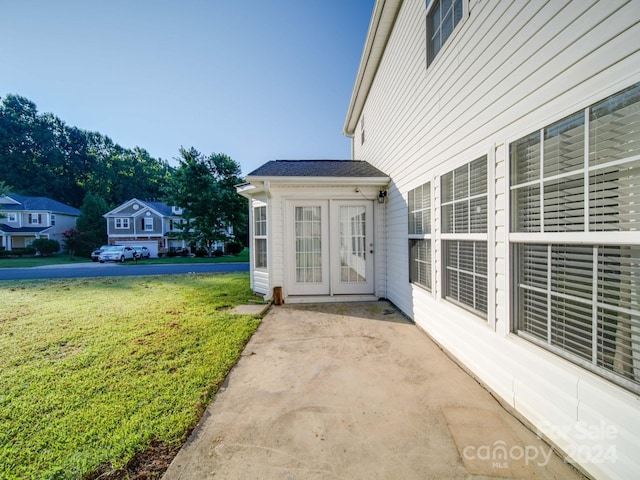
[343,0,403,137]
[246,175,390,186]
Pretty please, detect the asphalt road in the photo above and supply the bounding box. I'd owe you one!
[0,262,250,281]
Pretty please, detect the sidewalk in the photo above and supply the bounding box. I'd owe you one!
[163,301,584,480]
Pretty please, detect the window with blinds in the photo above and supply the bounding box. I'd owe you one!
[442,156,488,317]
[408,182,432,290]
[511,82,640,393]
[254,206,267,269]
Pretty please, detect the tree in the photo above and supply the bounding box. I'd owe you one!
[76,192,109,251]
[0,181,12,220]
[61,228,89,260]
[163,148,247,252]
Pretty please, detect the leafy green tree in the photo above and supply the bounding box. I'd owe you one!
[76,192,109,251]
[0,181,12,219]
[163,148,247,251]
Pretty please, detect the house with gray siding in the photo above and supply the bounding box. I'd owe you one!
[0,192,80,251]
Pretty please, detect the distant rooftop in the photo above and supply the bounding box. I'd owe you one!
[247,160,388,178]
[1,193,80,215]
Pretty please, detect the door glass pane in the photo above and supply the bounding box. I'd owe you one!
[339,206,366,283]
[295,206,322,283]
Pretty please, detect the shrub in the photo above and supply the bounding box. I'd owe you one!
[31,238,61,256]
[227,242,244,255]
[212,249,223,257]
[195,248,208,258]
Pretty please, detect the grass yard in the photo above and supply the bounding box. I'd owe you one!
[0,273,264,479]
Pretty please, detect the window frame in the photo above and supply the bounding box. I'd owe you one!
[440,155,489,319]
[426,0,466,69]
[508,81,640,394]
[7,213,17,223]
[144,217,153,231]
[408,180,433,292]
[115,218,130,229]
[254,205,267,270]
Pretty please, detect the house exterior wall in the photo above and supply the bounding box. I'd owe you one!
[350,1,640,478]
[247,183,386,301]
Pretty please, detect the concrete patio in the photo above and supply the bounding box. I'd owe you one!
[163,301,585,480]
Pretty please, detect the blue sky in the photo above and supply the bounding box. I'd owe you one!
[0,0,374,175]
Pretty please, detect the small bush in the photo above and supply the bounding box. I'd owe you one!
[194,248,208,258]
[212,249,223,257]
[32,238,61,256]
[227,242,244,255]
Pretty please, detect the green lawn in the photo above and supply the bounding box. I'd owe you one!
[0,273,264,479]
[0,248,249,268]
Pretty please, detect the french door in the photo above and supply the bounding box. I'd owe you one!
[287,200,374,296]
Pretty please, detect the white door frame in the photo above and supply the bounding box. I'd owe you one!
[285,198,374,296]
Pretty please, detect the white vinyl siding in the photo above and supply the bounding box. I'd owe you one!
[408,182,431,290]
[348,0,640,477]
[511,82,640,393]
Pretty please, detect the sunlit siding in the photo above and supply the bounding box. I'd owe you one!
[351,1,640,479]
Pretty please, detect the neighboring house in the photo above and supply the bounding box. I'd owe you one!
[0,192,80,251]
[239,1,640,479]
[104,199,230,257]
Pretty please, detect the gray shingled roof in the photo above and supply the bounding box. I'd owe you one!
[2,193,80,215]
[247,160,388,178]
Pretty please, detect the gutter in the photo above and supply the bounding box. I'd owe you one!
[343,0,403,137]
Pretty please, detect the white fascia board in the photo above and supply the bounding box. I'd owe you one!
[236,183,261,199]
[103,198,143,217]
[247,176,390,186]
[343,0,403,137]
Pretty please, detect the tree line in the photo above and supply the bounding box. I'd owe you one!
[0,94,247,254]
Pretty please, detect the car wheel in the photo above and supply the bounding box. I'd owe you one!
[120,256,125,262]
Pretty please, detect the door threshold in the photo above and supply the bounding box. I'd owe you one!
[285,295,379,304]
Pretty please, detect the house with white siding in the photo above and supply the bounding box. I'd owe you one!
[238,1,640,478]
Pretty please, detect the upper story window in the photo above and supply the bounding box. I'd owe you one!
[144,217,153,231]
[427,0,464,68]
[28,213,42,224]
[115,218,129,229]
[51,214,56,226]
[7,213,17,222]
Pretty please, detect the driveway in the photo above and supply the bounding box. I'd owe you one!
[163,302,584,480]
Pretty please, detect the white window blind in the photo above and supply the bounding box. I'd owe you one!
[511,82,640,393]
[254,206,267,269]
[408,182,432,290]
[442,156,488,316]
